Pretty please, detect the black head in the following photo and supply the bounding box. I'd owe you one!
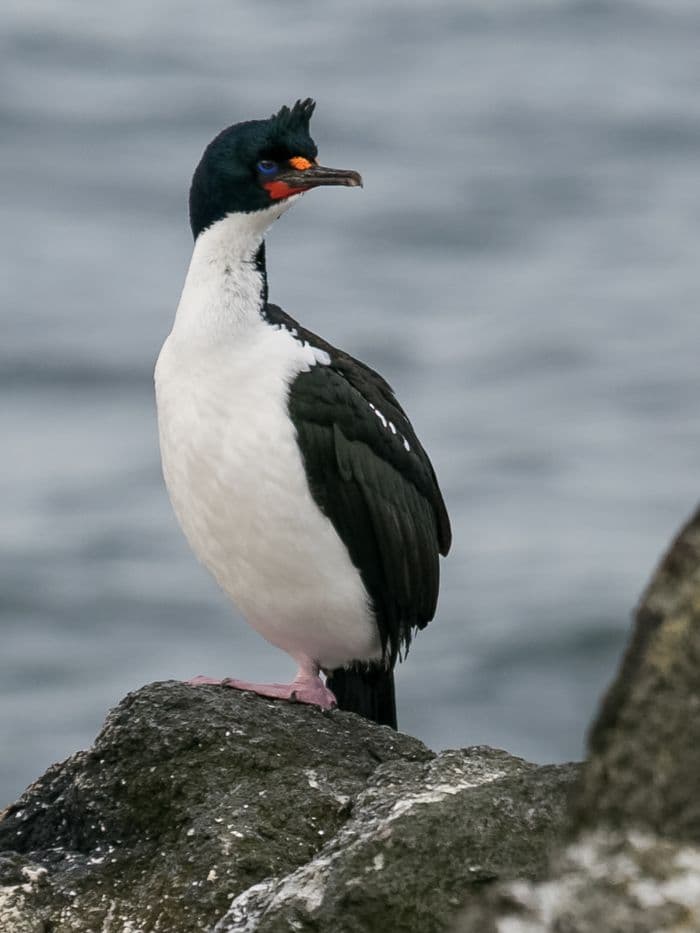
[188,99,362,239]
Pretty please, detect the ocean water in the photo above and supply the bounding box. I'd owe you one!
[2,0,699,807]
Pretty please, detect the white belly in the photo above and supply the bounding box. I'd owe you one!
[155,325,380,670]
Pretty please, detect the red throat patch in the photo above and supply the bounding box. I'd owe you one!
[263,180,307,200]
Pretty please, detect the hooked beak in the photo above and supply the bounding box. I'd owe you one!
[263,164,363,200]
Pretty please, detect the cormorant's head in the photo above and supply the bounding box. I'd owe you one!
[188,99,362,240]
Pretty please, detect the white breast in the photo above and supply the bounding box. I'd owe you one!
[155,215,380,670]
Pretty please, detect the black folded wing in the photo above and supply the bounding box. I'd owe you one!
[265,304,451,666]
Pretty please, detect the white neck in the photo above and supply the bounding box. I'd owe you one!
[171,200,298,342]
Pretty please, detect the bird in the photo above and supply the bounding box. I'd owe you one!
[155,99,451,729]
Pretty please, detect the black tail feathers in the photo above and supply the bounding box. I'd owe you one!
[326,663,397,729]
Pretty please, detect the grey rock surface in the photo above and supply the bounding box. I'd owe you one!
[454,505,700,933]
[216,749,576,933]
[573,504,700,842]
[456,830,700,933]
[0,683,576,933]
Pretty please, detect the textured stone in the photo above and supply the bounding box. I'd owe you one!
[216,749,577,933]
[455,830,700,933]
[453,506,700,933]
[0,683,576,933]
[572,505,700,842]
[0,682,430,932]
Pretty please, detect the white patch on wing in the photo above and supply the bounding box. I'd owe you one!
[272,324,331,369]
[294,338,332,370]
[368,402,388,429]
[368,403,409,450]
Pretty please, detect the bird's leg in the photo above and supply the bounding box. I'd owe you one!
[187,659,337,710]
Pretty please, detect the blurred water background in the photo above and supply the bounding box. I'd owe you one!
[2,0,699,807]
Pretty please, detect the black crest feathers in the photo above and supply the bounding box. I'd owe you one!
[269,98,316,136]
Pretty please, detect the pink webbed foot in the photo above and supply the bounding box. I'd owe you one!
[186,673,337,711]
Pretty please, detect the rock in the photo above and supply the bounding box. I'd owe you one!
[0,682,577,932]
[454,505,700,933]
[216,750,576,933]
[456,830,700,933]
[572,504,700,841]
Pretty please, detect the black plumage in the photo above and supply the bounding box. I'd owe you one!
[263,303,451,726]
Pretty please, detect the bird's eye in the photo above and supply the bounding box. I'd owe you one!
[257,160,278,176]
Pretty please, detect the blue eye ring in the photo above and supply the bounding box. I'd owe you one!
[257,160,278,176]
